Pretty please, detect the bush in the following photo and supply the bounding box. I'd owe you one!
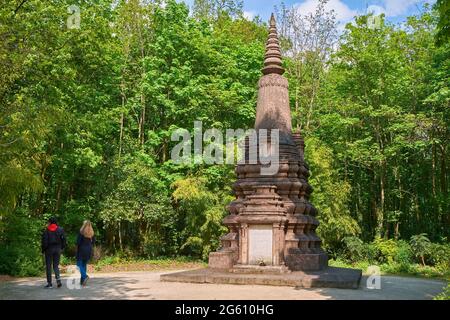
[410,234,432,265]
[373,237,398,264]
[143,233,171,259]
[0,246,43,276]
[434,284,450,300]
[394,240,413,266]
[342,236,366,262]
[92,245,105,263]
[428,243,450,269]
[0,211,43,276]
[59,254,75,266]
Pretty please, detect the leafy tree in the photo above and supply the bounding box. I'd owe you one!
[277,0,338,132]
[172,174,232,259]
[305,137,360,247]
[434,0,450,46]
[193,0,243,21]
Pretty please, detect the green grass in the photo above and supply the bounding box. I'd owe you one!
[434,284,450,300]
[329,258,450,281]
[90,256,207,272]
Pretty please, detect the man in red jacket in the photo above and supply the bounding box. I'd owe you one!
[41,217,67,289]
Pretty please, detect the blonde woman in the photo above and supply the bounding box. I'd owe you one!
[76,220,95,286]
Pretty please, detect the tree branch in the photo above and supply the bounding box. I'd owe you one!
[14,0,28,15]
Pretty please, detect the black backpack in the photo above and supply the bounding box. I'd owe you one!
[47,229,62,246]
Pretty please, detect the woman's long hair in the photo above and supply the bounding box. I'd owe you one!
[80,220,94,239]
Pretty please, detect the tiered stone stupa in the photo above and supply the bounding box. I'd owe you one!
[208,13,328,272]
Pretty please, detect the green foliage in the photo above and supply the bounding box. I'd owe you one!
[434,283,450,300]
[428,243,450,273]
[312,10,449,242]
[337,235,449,278]
[395,240,413,267]
[342,237,367,263]
[0,211,43,276]
[434,0,450,46]
[193,0,244,20]
[172,175,231,259]
[410,233,432,265]
[373,237,399,264]
[306,137,360,247]
[99,154,176,256]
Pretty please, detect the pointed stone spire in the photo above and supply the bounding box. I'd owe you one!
[254,13,292,135]
[262,13,284,75]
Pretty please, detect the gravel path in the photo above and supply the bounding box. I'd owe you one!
[0,270,446,300]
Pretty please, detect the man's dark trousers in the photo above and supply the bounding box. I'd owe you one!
[45,246,61,284]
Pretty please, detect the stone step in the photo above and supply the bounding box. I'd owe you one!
[160,267,363,289]
[230,265,291,275]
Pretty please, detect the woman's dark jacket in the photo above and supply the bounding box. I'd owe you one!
[76,233,95,261]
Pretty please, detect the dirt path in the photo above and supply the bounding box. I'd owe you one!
[0,270,446,300]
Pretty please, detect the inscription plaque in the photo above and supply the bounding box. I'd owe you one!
[248,225,273,265]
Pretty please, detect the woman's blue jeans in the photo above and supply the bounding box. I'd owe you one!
[77,259,88,281]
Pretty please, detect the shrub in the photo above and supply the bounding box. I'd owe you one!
[428,243,450,274]
[92,245,105,263]
[428,243,450,265]
[143,233,171,259]
[394,240,413,266]
[0,246,43,277]
[342,236,366,263]
[434,284,450,300]
[94,255,123,270]
[0,211,43,276]
[410,234,432,266]
[373,237,398,264]
[365,242,378,263]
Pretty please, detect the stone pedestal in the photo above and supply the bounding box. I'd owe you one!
[161,267,362,289]
[285,252,328,271]
[209,250,236,270]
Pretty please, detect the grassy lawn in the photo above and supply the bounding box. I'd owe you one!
[58,256,207,274]
[329,258,450,281]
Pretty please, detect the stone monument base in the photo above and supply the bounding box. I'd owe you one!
[160,267,362,289]
[230,264,290,274]
[285,252,329,271]
[209,250,236,269]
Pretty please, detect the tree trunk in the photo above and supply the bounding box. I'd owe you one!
[119,82,125,158]
[118,221,123,251]
[138,94,145,147]
[55,182,62,212]
[295,86,299,131]
[432,141,437,197]
[119,112,124,158]
[380,161,386,238]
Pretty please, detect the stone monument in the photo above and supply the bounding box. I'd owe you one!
[161,14,362,289]
[208,13,327,272]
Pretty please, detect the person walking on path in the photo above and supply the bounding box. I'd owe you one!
[76,220,95,287]
[41,217,67,289]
